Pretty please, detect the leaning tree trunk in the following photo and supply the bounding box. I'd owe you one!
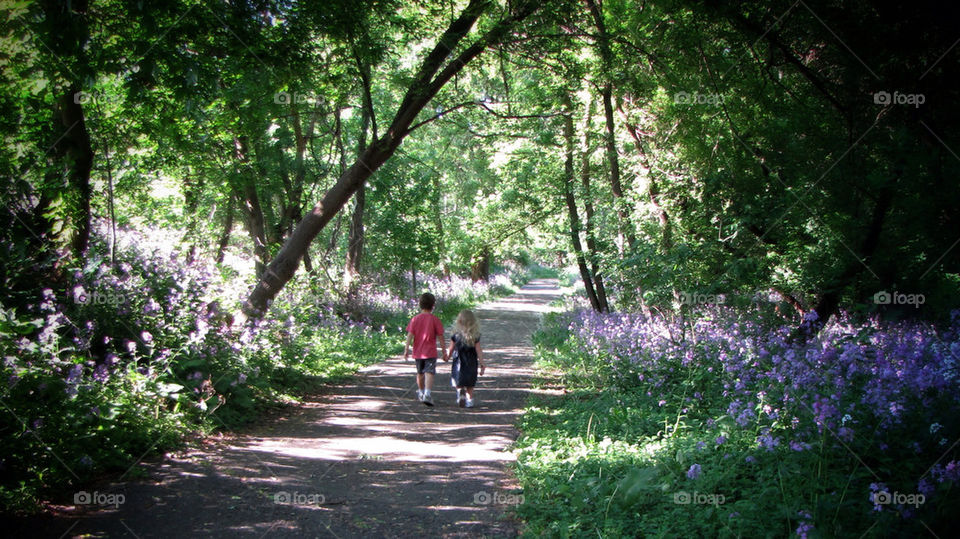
[242,0,540,318]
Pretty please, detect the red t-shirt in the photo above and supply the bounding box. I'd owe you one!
[406,312,444,359]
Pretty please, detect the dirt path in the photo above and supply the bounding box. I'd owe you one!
[21,279,561,538]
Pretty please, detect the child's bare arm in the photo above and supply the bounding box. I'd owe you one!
[476,342,486,375]
[445,339,455,362]
[404,333,414,361]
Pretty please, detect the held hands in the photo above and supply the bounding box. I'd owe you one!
[442,350,450,362]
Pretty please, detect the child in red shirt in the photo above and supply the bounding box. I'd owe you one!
[404,293,447,406]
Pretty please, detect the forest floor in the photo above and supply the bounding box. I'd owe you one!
[15,279,562,538]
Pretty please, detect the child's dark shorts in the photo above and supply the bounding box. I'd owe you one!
[415,358,437,374]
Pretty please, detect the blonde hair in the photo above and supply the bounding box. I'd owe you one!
[454,309,480,346]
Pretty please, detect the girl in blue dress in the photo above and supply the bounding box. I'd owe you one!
[447,309,486,408]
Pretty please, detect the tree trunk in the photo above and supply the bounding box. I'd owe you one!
[772,286,806,316]
[325,213,343,258]
[101,137,117,267]
[345,86,373,282]
[566,179,601,312]
[39,0,93,260]
[216,203,234,264]
[602,86,635,251]
[612,110,657,317]
[585,0,635,252]
[431,173,449,275]
[563,97,602,312]
[239,179,270,278]
[280,106,313,237]
[620,108,672,252]
[470,246,490,282]
[302,250,314,274]
[181,168,203,265]
[233,135,270,277]
[345,188,366,277]
[411,262,418,298]
[243,0,539,318]
[807,183,895,332]
[580,96,609,312]
[55,88,94,259]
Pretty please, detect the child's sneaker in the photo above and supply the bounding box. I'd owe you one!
[465,398,475,408]
[457,388,466,408]
[416,389,424,402]
[422,390,434,407]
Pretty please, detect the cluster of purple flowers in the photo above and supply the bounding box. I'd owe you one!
[566,306,960,517]
[420,273,515,301]
[6,219,520,412]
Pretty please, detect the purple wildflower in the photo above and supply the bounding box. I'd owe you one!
[795,521,814,538]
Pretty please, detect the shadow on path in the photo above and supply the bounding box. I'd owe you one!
[13,279,561,538]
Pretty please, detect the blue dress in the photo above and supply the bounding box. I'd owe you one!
[451,333,480,388]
